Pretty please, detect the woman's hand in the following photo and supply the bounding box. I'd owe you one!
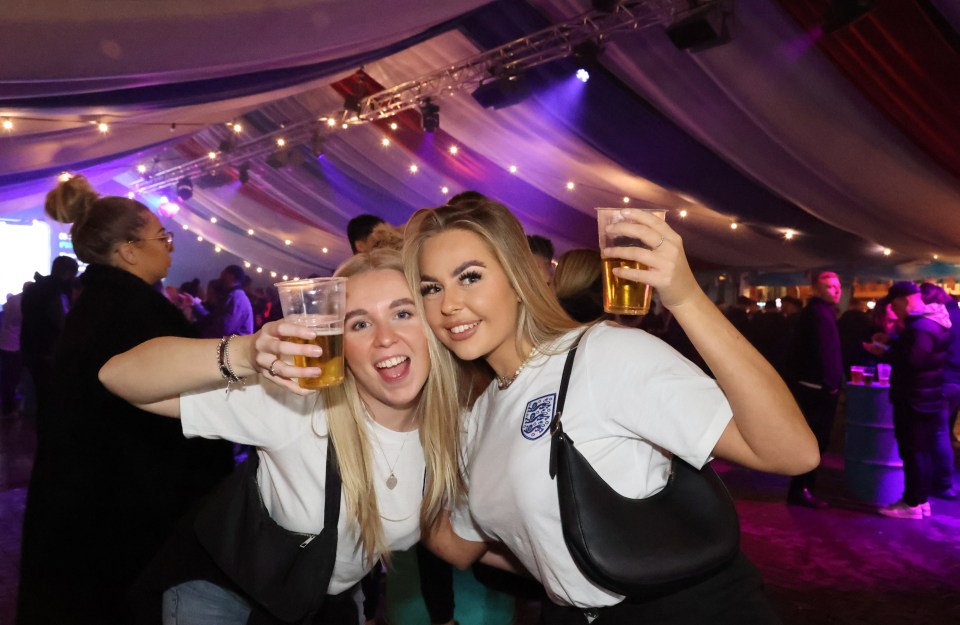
[602,208,702,311]
[248,320,326,395]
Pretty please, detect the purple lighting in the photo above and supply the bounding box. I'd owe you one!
[576,68,590,83]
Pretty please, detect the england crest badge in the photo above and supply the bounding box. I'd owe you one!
[520,393,556,440]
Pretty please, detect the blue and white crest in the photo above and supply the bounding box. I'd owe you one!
[520,393,557,440]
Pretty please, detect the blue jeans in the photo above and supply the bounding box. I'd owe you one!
[163,580,250,625]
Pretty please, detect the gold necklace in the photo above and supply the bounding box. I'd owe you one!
[497,345,539,390]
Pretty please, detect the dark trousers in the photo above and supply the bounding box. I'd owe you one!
[892,402,942,506]
[417,542,454,624]
[539,553,780,624]
[0,349,21,414]
[935,383,960,491]
[789,384,839,495]
[23,358,55,424]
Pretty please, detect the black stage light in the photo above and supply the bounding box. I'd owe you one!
[176,177,193,201]
[265,150,288,169]
[665,1,731,52]
[470,73,531,110]
[822,0,874,34]
[238,162,251,184]
[419,99,440,133]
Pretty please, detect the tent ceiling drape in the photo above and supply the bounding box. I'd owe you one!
[2,0,959,281]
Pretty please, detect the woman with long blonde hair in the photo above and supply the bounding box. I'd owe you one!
[100,248,453,624]
[402,194,819,623]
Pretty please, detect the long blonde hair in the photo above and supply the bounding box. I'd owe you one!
[318,248,445,563]
[402,195,581,516]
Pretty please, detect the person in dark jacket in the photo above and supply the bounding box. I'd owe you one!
[19,254,78,421]
[785,271,843,508]
[879,281,952,519]
[16,175,234,625]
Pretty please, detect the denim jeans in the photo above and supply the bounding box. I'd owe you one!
[163,580,250,625]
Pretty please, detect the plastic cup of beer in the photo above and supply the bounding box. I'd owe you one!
[876,363,891,385]
[596,206,667,315]
[862,367,875,386]
[275,277,347,389]
[850,366,864,385]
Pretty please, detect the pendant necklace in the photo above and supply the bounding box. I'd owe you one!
[369,421,411,490]
[497,345,539,390]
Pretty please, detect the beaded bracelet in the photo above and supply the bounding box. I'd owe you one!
[217,334,245,392]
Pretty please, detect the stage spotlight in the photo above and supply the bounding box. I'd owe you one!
[238,162,251,184]
[821,0,874,33]
[471,73,531,109]
[176,177,193,201]
[419,99,440,133]
[310,131,325,158]
[665,1,732,52]
[265,150,288,169]
[344,95,363,120]
[576,69,590,83]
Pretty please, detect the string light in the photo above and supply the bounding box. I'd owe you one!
[58,172,73,182]
[214,246,222,253]
[97,121,109,134]
[679,209,688,218]
[409,164,419,173]
[934,254,940,260]
[883,248,892,256]
[270,271,277,278]
[256,267,263,273]
[282,275,289,281]
[127,192,135,199]
[197,236,204,242]
[390,122,398,130]
[623,196,630,204]
[441,186,449,194]
[784,229,795,240]
[327,118,337,127]
[1,118,12,131]
[208,151,217,160]
[566,181,575,190]
[730,222,738,230]
[243,261,252,268]
[284,239,292,246]
[449,145,459,155]
[508,165,518,174]
[322,247,329,253]
[247,229,255,235]
[209,217,217,223]
[232,123,243,134]
[341,123,349,129]
[381,137,390,147]
[137,164,147,174]
[182,224,189,230]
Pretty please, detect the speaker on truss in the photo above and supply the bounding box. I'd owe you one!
[665,1,732,52]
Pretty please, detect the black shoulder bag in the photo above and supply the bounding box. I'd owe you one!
[194,440,342,623]
[548,334,740,598]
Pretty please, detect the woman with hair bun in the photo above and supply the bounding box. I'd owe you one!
[16,175,235,625]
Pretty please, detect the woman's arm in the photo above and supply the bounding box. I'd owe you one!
[98,320,325,417]
[604,209,819,475]
[424,510,488,570]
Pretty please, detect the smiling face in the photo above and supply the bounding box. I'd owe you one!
[343,269,431,423]
[418,228,525,378]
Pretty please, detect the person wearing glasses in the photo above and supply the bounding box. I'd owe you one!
[16,175,235,625]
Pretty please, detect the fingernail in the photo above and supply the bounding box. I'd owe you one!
[310,347,322,356]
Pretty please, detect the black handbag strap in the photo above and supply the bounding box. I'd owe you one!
[323,437,342,529]
[549,331,585,478]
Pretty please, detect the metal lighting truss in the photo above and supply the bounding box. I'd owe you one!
[133,0,694,194]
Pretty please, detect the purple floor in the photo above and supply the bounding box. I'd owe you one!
[2,409,958,625]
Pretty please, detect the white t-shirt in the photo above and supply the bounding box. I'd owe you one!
[450,322,732,608]
[181,378,424,594]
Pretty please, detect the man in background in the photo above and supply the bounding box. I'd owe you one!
[527,234,554,285]
[1,283,29,417]
[786,271,843,508]
[347,214,387,254]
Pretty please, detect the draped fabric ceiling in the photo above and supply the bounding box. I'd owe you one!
[2,0,959,283]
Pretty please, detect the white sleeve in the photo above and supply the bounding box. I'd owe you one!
[589,324,732,469]
[449,404,488,542]
[180,376,320,450]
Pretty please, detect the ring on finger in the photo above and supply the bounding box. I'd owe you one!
[268,357,282,377]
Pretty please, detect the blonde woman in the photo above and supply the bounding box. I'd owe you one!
[551,248,604,322]
[99,249,457,624]
[402,195,818,624]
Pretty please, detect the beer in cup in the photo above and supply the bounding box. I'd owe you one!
[850,366,864,385]
[275,277,347,389]
[596,206,667,315]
